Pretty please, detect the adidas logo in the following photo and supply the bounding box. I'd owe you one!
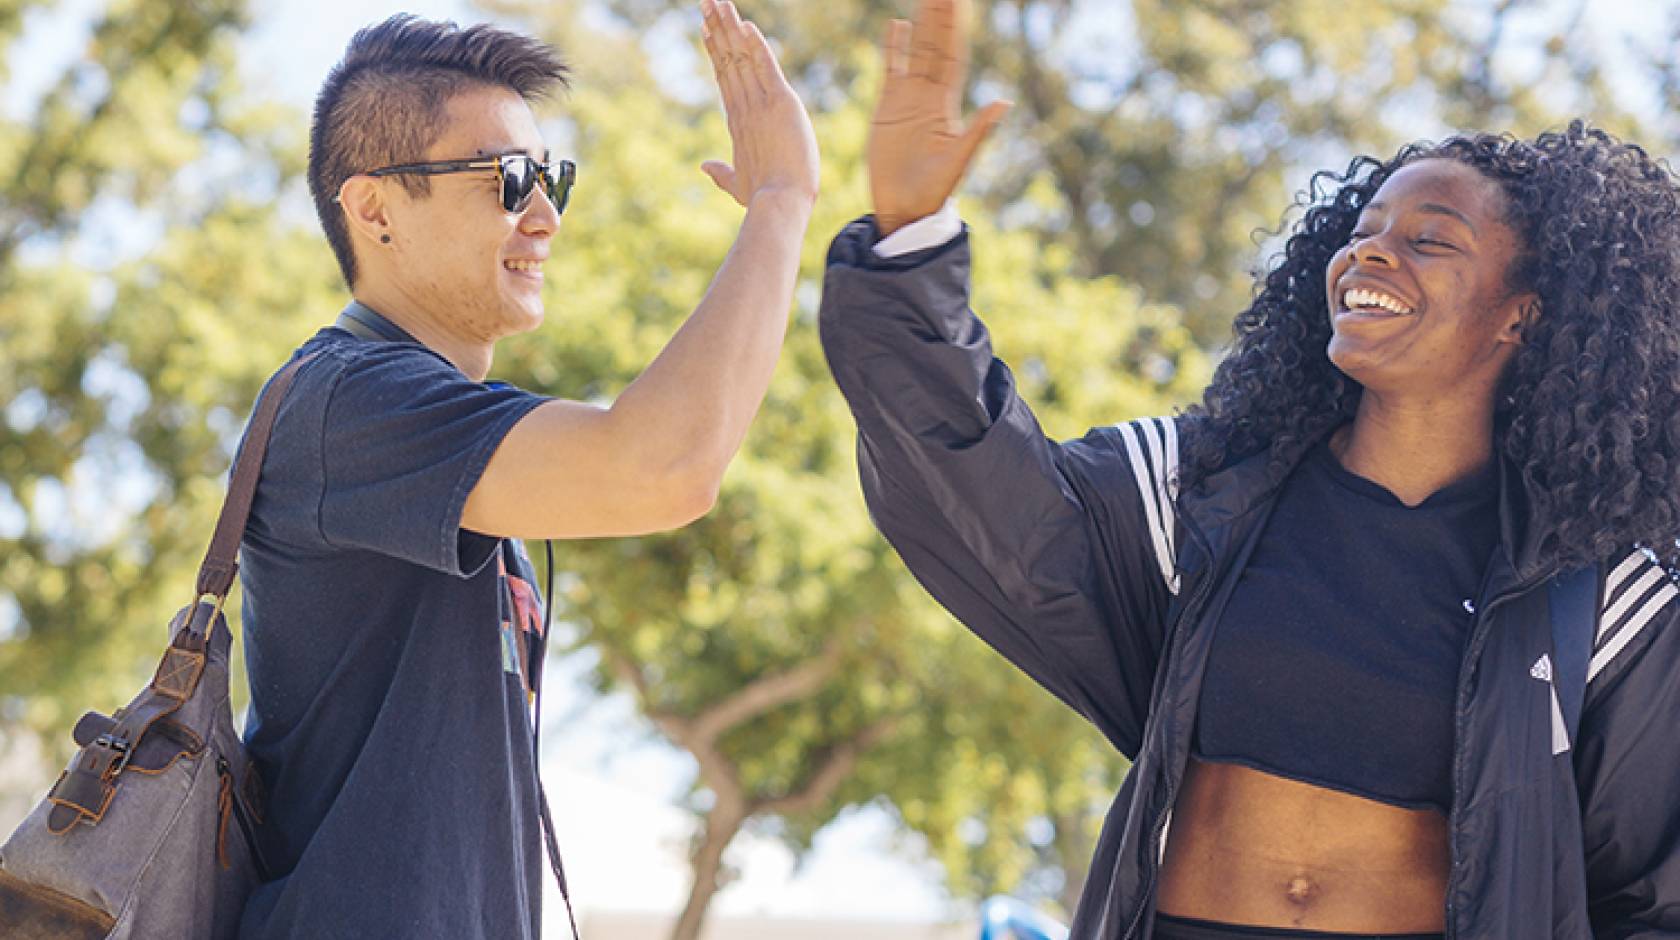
[1530,653,1553,682]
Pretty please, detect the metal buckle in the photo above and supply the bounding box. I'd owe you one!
[94,732,133,776]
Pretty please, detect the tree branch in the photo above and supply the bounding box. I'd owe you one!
[603,646,693,744]
[752,717,897,819]
[688,641,844,746]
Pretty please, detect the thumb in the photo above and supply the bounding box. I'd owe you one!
[953,100,1013,174]
[701,160,743,204]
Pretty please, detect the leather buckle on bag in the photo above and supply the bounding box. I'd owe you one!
[94,733,133,776]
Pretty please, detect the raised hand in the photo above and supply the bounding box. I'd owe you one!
[869,0,1011,236]
[699,0,820,209]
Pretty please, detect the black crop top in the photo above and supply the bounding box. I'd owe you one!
[1193,438,1500,812]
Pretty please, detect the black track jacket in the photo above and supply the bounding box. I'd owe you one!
[818,218,1680,939]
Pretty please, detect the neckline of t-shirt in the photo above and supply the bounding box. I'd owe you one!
[1308,438,1498,511]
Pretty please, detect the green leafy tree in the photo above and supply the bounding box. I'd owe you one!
[584,0,1662,343]
[0,10,362,862]
[0,0,320,775]
[505,0,1680,925]
[7,0,1674,934]
[479,5,1206,934]
[3,7,1197,936]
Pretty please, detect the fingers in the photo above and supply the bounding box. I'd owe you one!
[952,99,1012,174]
[702,0,748,108]
[701,160,744,206]
[703,1,783,103]
[740,21,777,99]
[906,0,940,79]
[700,1,819,206]
[717,2,758,100]
[701,5,730,97]
[908,0,963,84]
[934,0,974,86]
[882,18,911,79]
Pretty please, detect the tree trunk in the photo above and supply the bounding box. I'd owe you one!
[668,802,747,940]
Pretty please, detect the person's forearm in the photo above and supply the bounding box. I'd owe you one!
[609,187,812,491]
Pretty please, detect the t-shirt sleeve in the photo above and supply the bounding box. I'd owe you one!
[316,344,546,576]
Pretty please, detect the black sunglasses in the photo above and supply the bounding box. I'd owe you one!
[365,154,577,215]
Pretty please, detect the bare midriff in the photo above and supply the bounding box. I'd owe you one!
[1155,758,1450,934]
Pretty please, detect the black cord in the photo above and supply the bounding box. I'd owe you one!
[534,539,581,940]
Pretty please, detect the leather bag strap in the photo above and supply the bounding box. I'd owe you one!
[194,354,317,599]
[47,601,218,831]
[51,355,317,832]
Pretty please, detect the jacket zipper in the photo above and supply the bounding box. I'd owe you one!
[1443,572,1544,940]
[1123,509,1218,940]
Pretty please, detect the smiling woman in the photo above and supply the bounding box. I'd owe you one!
[1320,159,1535,437]
[1182,126,1680,557]
[1152,127,1680,937]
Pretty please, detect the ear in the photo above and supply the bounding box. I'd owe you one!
[337,175,392,247]
[1498,293,1540,346]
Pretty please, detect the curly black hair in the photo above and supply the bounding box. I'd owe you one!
[1179,121,1680,575]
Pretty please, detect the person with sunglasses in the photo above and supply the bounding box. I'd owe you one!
[233,6,817,940]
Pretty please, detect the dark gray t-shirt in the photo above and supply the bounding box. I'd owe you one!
[235,325,549,940]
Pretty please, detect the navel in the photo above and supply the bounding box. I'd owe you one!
[1284,874,1319,907]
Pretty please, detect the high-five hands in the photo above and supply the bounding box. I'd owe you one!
[869,0,1011,236]
[699,0,820,209]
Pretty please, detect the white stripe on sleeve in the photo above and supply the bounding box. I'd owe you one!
[1140,420,1173,563]
[1599,565,1667,645]
[1115,419,1180,595]
[1603,550,1647,611]
[1589,581,1679,683]
[1158,418,1180,564]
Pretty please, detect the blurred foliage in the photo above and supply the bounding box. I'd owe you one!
[570,0,1658,344]
[2,0,1678,932]
[474,5,1203,928]
[0,0,334,750]
[514,0,1679,921]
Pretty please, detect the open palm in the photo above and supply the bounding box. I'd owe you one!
[869,0,1011,236]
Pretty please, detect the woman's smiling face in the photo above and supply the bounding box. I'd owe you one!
[1324,158,1536,405]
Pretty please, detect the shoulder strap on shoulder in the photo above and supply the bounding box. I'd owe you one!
[334,301,417,343]
[1549,563,1598,742]
[193,354,317,599]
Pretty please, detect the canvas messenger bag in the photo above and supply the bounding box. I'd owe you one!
[0,354,311,939]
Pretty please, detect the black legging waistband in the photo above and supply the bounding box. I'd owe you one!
[1152,913,1445,940]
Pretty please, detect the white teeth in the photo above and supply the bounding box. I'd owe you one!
[1342,287,1412,315]
[504,259,543,272]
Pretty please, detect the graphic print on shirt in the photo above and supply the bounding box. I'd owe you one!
[497,546,546,701]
